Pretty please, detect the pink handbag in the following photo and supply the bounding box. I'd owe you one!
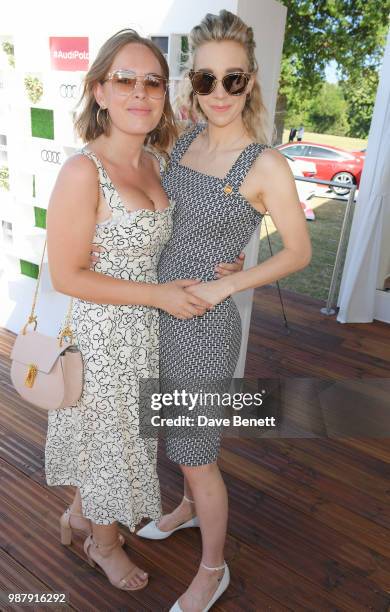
[10,240,83,411]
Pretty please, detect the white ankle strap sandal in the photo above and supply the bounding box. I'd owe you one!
[136,498,199,540]
[137,496,199,540]
[200,561,227,571]
[183,494,195,503]
[169,561,230,612]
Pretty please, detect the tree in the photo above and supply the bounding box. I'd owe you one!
[275,0,389,143]
[309,83,348,135]
[340,67,379,138]
[286,82,349,135]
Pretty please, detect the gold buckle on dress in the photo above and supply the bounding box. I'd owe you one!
[223,184,233,195]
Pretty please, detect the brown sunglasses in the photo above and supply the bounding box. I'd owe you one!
[189,70,252,96]
[103,69,168,99]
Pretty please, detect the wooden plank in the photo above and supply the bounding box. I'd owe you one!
[250,286,389,342]
[0,549,75,612]
[6,454,388,611]
[246,285,390,379]
[0,328,15,359]
[246,331,390,378]
[218,447,390,559]
[221,437,390,513]
[1,282,390,612]
[2,426,388,608]
[0,495,184,612]
[339,438,390,463]
[157,454,390,598]
[0,459,285,611]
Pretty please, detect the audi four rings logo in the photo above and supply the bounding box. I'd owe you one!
[59,84,78,98]
[41,150,61,164]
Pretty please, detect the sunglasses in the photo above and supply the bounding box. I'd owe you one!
[189,70,252,96]
[103,69,168,99]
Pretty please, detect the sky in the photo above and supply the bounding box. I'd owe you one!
[325,60,339,84]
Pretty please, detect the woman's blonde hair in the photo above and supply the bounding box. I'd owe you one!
[75,29,177,150]
[177,10,270,144]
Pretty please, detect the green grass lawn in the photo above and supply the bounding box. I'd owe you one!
[259,196,351,303]
[260,130,363,303]
[282,129,367,151]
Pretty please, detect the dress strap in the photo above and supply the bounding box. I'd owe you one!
[144,147,169,176]
[80,148,126,214]
[170,123,206,164]
[224,142,272,192]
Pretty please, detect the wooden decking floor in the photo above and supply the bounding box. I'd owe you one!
[1,285,389,611]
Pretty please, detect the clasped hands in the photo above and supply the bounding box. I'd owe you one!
[90,245,245,320]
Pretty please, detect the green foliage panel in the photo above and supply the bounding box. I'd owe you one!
[20,259,39,279]
[0,166,9,190]
[25,75,44,104]
[2,41,15,67]
[34,206,47,229]
[31,108,54,140]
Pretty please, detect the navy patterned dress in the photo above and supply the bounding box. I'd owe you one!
[158,123,271,466]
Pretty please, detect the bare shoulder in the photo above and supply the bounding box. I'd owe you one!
[240,146,296,210]
[49,153,99,215]
[57,152,99,186]
[255,147,290,174]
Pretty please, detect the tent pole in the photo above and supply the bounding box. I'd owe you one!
[321,184,357,315]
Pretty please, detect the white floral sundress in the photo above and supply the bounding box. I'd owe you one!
[45,147,174,531]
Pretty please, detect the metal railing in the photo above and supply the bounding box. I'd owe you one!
[292,175,357,315]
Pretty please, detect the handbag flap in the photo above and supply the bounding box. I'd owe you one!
[11,330,74,374]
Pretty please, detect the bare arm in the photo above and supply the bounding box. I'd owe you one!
[47,154,211,318]
[185,148,312,304]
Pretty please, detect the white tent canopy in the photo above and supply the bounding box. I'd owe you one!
[337,28,390,323]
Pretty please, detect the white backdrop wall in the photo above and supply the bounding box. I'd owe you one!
[337,27,390,324]
[0,0,286,376]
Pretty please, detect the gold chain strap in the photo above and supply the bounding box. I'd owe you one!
[21,239,74,347]
[59,296,75,347]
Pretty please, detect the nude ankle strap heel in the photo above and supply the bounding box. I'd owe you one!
[60,511,72,546]
[83,535,148,591]
[84,535,119,567]
[60,507,91,545]
[59,506,124,547]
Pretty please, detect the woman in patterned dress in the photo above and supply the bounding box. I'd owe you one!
[136,10,312,612]
[44,29,214,592]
